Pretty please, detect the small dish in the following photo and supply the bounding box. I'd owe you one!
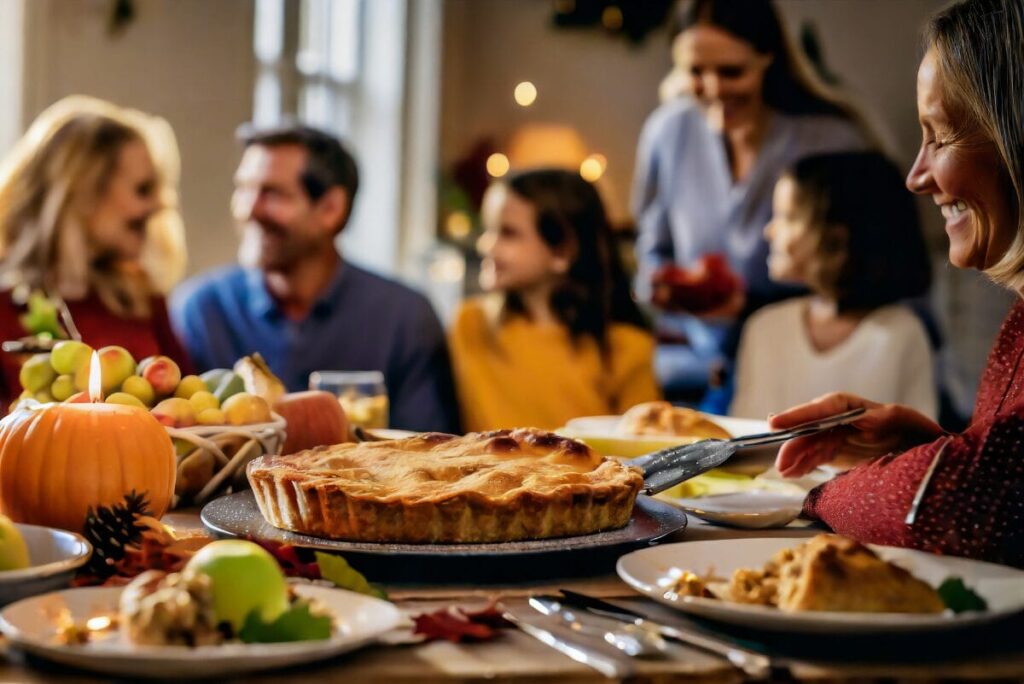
[0,524,91,607]
[672,491,806,529]
[0,583,404,678]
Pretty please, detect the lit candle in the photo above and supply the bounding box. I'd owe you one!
[88,351,103,402]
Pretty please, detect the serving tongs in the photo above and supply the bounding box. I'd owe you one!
[627,407,865,495]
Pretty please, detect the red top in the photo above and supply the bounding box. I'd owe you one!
[0,290,194,412]
[806,299,1024,567]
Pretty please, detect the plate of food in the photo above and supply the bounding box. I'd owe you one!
[560,402,775,475]
[617,535,1024,633]
[201,428,688,583]
[0,540,404,678]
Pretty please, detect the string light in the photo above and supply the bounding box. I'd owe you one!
[486,153,510,178]
[514,81,538,107]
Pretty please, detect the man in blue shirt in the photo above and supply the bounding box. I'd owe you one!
[171,124,459,433]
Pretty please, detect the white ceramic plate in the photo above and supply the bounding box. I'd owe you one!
[617,538,1024,633]
[672,491,806,529]
[0,584,404,678]
[0,525,91,607]
[564,414,769,439]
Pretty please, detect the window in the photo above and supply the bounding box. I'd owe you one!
[250,0,444,290]
[253,0,363,137]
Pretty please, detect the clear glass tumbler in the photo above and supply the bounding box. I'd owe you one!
[309,370,389,429]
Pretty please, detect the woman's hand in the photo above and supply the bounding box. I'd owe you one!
[769,392,946,478]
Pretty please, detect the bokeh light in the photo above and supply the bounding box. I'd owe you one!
[486,153,510,177]
[514,81,538,107]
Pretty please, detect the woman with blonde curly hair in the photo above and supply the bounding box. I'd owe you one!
[0,96,192,409]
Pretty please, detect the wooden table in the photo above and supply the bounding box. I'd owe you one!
[1,515,1021,682]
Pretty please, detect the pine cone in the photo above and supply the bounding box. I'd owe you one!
[82,491,153,578]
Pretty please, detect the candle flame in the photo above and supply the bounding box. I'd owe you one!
[88,351,102,402]
[86,615,112,631]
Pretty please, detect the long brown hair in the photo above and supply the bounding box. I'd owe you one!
[668,0,870,134]
[0,96,185,317]
[495,169,647,350]
[926,0,1024,289]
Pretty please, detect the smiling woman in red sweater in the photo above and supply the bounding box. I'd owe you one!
[769,0,1024,568]
[0,96,192,411]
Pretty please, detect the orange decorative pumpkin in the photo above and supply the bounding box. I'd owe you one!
[274,391,350,455]
[0,402,175,531]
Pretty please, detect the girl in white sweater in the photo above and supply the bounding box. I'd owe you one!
[730,152,937,420]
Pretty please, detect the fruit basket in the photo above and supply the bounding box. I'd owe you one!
[167,414,287,508]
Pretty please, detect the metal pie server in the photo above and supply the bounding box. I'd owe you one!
[626,407,865,495]
[557,590,775,679]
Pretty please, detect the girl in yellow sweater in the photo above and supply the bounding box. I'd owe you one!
[450,169,660,432]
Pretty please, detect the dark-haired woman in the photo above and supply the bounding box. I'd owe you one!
[450,169,660,432]
[771,0,1024,567]
[632,0,870,395]
[731,152,935,419]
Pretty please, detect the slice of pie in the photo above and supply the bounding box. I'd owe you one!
[247,428,644,543]
[617,401,731,440]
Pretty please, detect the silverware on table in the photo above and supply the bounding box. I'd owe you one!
[627,407,866,495]
[528,596,667,658]
[502,608,634,679]
[557,589,775,679]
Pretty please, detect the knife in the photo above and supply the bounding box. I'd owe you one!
[501,608,635,679]
[557,590,775,679]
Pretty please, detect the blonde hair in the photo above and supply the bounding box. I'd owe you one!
[926,0,1024,290]
[0,95,186,318]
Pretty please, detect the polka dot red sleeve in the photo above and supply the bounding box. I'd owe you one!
[804,300,1024,568]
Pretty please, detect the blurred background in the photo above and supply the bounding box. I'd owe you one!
[0,0,1012,413]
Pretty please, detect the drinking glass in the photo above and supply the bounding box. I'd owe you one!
[309,370,389,429]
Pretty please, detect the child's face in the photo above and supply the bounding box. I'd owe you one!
[478,185,569,293]
[764,177,816,284]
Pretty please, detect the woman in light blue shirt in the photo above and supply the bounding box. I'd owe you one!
[632,0,869,400]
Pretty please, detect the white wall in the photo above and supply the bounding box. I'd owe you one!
[20,0,256,280]
[440,0,672,223]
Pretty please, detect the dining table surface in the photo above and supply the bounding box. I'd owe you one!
[1,511,1022,683]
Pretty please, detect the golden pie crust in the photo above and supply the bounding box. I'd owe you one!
[618,401,731,440]
[247,428,644,543]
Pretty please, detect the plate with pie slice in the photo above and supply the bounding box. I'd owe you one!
[202,490,687,583]
[617,536,1024,633]
[560,405,776,475]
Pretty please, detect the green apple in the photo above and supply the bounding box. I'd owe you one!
[96,346,136,394]
[0,514,30,571]
[121,375,156,407]
[184,540,288,631]
[50,374,75,402]
[200,368,231,393]
[50,340,93,375]
[19,354,56,393]
[213,372,245,403]
[106,392,146,408]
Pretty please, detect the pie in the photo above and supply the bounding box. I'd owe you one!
[618,401,730,440]
[247,428,644,543]
[671,534,945,614]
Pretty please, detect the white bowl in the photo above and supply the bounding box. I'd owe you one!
[0,524,91,606]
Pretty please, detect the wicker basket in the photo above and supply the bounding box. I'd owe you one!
[166,414,286,507]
